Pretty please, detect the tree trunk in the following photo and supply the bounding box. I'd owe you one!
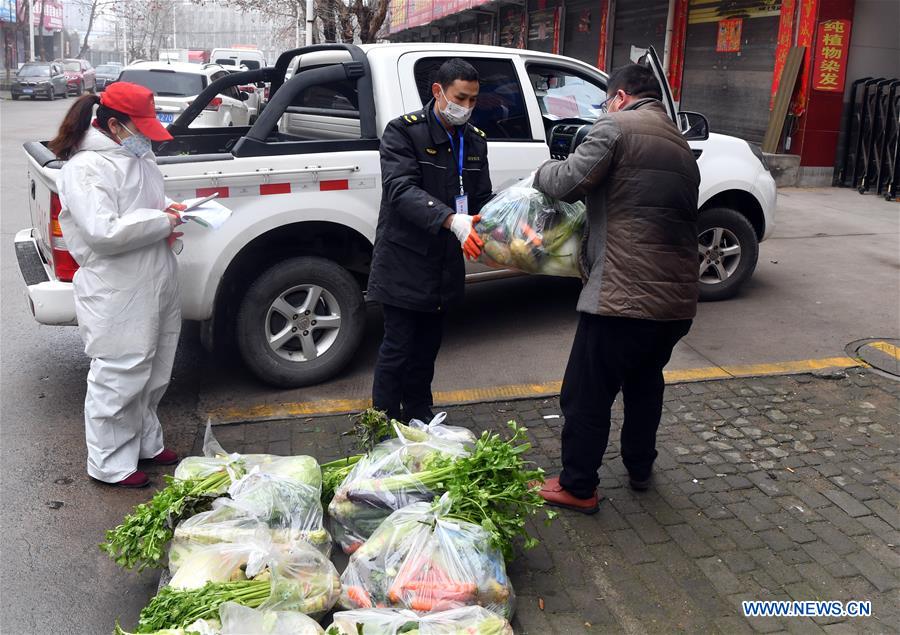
[78,0,100,59]
[37,0,47,60]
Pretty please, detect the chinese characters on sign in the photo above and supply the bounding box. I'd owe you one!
[812,19,850,92]
[716,17,742,53]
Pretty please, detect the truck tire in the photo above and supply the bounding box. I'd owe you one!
[236,256,365,388]
[697,207,759,301]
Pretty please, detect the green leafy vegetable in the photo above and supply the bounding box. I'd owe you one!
[100,468,238,571]
[137,580,270,633]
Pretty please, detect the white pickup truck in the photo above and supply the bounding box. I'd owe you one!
[16,43,776,388]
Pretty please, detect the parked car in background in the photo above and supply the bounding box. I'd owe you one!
[94,63,123,91]
[117,61,251,128]
[10,62,68,100]
[224,65,265,121]
[56,58,96,95]
[211,47,266,70]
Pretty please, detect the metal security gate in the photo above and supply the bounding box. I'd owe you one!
[562,0,603,67]
[609,0,669,71]
[836,76,900,200]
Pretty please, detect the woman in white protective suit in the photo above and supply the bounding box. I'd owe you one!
[49,83,186,488]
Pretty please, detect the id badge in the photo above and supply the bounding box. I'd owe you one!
[455,194,469,215]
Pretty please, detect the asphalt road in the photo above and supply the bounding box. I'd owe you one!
[1,96,898,635]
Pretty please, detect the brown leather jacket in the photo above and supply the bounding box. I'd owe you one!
[535,99,700,321]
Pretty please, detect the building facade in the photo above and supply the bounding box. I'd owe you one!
[387,0,900,182]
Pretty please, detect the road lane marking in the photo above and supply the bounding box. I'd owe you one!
[206,355,864,424]
[868,341,900,360]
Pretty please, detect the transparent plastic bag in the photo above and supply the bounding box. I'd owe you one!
[218,602,325,635]
[325,606,514,635]
[473,178,585,278]
[174,424,322,492]
[169,473,331,572]
[167,528,341,619]
[328,417,475,554]
[339,495,515,618]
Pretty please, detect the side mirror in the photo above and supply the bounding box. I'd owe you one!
[678,111,709,141]
[239,91,250,101]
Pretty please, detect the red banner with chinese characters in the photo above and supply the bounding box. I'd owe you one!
[812,19,850,92]
[667,0,689,101]
[716,17,743,53]
[770,0,797,109]
[791,0,818,115]
[596,0,610,71]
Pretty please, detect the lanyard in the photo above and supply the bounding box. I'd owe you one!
[446,129,465,196]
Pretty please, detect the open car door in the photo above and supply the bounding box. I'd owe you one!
[636,46,679,129]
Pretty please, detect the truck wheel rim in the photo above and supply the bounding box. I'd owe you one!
[265,284,342,362]
[698,226,741,284]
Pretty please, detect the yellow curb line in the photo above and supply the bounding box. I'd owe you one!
[867,340,900,360]
[206,355,865,424]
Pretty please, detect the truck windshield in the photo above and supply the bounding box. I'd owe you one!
[118,69,206,96]
[528,65,607,121]
[18,65,50,77]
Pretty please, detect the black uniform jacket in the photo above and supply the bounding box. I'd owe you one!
[367,99,492,312]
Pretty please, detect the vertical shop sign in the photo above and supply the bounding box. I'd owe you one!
[715,17,742,52]
[812,19,850,92]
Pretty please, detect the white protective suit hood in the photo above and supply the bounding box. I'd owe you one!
[58,125,181,483]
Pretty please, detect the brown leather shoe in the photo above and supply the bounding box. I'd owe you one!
[538,476,600,514]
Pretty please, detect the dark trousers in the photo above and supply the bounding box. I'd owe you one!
[372,304,445,423]
[559,313,692,498]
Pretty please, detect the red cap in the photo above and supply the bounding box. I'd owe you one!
[99,81,173,142]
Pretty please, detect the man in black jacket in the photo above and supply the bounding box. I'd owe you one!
[367,58,492,422]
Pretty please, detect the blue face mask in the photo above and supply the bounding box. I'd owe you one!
[117,124,152,158]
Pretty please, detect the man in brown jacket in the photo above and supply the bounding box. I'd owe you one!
[535,64,701,513]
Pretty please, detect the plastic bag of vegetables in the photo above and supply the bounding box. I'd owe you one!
[339,494,515,618]
[325,606,514,635]
[138,527,341,632]
[170,472,331,572]
[103,422,324,572]
[473,176,585,278]
[217,601,325,634]
[328,416,475,554]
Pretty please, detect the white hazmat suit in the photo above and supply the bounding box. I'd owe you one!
[58,126,179,483]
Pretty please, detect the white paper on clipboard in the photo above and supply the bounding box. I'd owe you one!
[179,197,233,230]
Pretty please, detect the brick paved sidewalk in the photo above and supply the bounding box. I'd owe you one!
[204,368,899,634]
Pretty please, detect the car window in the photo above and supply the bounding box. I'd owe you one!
[214,58,237,66]
[63,61,81,72]
[118,69,206,96]
[240,59,261,70]
[413,57,533,141]
[527,64,607,120]
[20,64,49,77]
[96,65,120,74]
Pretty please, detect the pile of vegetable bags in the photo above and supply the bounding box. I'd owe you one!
[139,529,341,632]
[328,415,476,554]
[473,175,585,278]
[339,495,514,618]
[325,607,513,635]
